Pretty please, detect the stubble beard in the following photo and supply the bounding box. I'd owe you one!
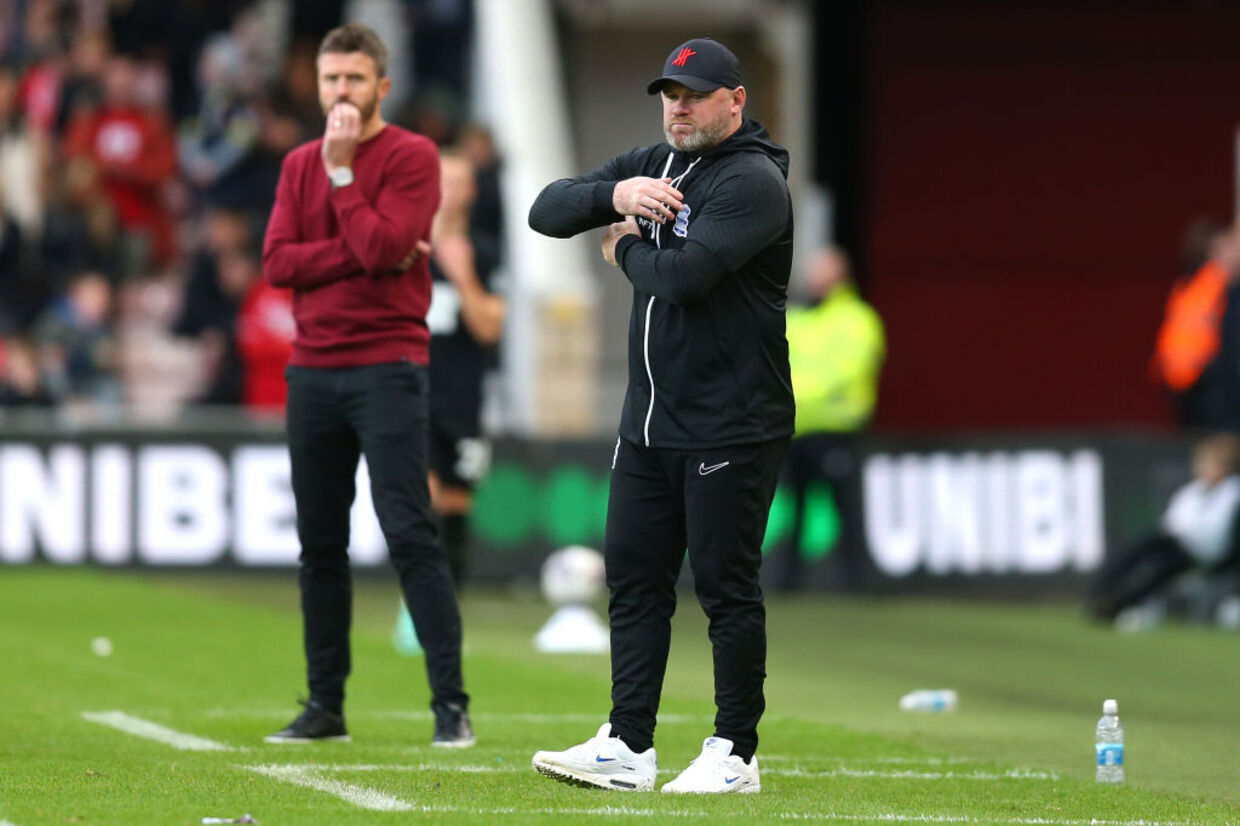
[666,122,727,153]
[664,111,731,154]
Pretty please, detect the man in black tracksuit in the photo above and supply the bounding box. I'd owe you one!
[528,38,794,795]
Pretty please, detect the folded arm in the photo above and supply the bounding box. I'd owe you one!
[615,169,789,305]
[263,157,365,290]
[529,147,673,238]
[331,139,440,272]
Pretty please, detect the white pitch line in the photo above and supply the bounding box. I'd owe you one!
[771,767,1059,781]
[1,818,20,826]
[777,817,1192,826]
[237,764,1195,825]
[762,755,971,766]
[82,711,232,752]
[242,765,415,812]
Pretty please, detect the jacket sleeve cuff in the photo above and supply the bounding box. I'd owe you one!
[593,181,622,220]
[615,234,641,267]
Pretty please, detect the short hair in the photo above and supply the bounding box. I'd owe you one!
[1195,432,1240,474]
[318,23,388,78]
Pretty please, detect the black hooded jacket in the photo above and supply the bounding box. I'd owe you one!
[528,118,795,449]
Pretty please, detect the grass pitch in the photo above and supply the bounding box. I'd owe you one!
[1,568,1237,825]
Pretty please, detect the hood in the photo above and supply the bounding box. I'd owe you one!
[704,118,790,179]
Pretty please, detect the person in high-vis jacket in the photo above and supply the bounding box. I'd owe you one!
[527,37,794,795]
[779,246,885,592]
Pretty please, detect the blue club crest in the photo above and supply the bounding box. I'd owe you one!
[672,204,691,238]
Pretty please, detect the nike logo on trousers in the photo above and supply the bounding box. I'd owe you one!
[698,461,730,476]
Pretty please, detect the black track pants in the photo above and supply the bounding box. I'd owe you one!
[605,436,788,760]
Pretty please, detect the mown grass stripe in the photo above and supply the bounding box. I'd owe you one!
[203,709,712,724]
[296,805,1192,825]
[82,711,233,752]
[286,763,1057,782]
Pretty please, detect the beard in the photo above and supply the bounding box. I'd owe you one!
[322,92,378,123]
[664,114,730,153]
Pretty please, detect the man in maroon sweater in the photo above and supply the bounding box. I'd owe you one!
[261,22,472,747]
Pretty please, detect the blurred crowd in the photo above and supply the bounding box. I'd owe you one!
[0,0,497,420]
[1153,217,1240,432]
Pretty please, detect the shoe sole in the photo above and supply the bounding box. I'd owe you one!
[661,782,760,794]
[432,737,477,748]
[659,778,753,793]
[264,734,352,744]
[531,760,653,792]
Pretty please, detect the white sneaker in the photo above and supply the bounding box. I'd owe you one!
[661,735,760,794]
[531,723,657,791]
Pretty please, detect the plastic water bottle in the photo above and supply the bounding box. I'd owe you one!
[1095,698,1124,783]
[898,689,958,712]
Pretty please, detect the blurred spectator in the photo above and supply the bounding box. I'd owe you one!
[410,0,472,103]
[62,54,178,273]
[0,1,489,419]
[0,63,45,325]
[172,206,253,405]
[778,246,885,591]
[1152,220,1240,429]
[106,0,242,121]
[54,24,109,133]
[40,155,120,289]
[1085,432,1240,625]
[114,272,208,418]
[261,38,322,153]
[178,32,263,209]
[399,86,457,146]
[0,334,52,406]
[31,269,117,404]
[1,62,47,239]
[233,243,293,414]
[0,184,38,329]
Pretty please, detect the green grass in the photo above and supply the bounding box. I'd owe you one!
[1,568,1238,825]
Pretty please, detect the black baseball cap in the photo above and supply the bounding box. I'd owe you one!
[646,38,742,95]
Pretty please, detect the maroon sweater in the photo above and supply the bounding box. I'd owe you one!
[263,125,440,367]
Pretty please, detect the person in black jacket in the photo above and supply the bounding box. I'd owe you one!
[528,38,793,795]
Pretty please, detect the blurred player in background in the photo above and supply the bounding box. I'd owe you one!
[427,150,505,586]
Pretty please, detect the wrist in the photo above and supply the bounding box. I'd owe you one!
[596,181,621,217]
[614,234,638,266]
[327,166,355,188]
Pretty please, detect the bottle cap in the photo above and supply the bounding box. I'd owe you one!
[1103,699,1118,715]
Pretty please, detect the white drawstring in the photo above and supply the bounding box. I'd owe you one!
[643,151,700,446]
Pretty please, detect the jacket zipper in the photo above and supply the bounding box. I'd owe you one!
[642,152,699,446]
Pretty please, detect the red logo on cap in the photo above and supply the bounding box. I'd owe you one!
[671,47,696,67]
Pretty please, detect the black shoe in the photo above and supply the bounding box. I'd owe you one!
[432,702,475,748]
[265,699,351,744]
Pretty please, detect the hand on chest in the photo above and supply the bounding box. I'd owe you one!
[638,201,694,244]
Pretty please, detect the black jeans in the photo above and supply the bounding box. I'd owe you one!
[285,362,467,714]
[605,436,788,761]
